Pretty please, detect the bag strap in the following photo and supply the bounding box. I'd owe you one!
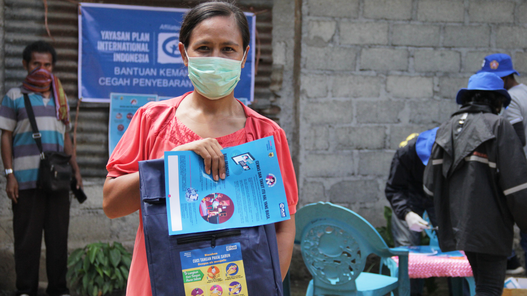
[23,93,44,157]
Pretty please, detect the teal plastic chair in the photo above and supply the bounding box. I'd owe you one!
[422,211,476,296]
[422,211,439,250]
[295,202,410,296]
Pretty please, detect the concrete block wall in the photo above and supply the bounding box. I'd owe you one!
[295,0,527,227]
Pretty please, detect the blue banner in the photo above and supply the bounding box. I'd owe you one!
[78,3,255,104]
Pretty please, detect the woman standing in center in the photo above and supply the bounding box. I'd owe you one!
[103,2,298,295]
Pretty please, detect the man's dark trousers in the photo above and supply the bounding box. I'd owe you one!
[12,188,70,296]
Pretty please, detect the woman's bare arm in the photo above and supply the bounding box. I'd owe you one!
[103,173,141,219]
[275,215,296,280]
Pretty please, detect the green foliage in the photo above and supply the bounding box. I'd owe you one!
[376,206,395,247]
[67,242,131,296]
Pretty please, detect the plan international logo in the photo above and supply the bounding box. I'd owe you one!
[157,33,183,64]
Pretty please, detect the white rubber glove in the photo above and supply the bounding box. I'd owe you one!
[405,211,429,232]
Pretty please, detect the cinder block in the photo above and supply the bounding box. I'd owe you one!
[358,151,394,176]
[329,179,379,203]
[273,0,295,41]
[392,24,440,47]
[360,48,408,71]
[409,99,457,125]
[469,0,514,23]
[303,153,354,177]
[439,99,459,122]
[409,100,441,124]
[356,204,390,227]
[305,126,330,151]
[307,20,337,44]
[443,25,490,47]
[363,0,412,20]
[332,75,383,98]
[496,27,527,49]
[356,100,405,123]
[387,76,434,98]
[273,41,287,66]
[306,0,359,18]
[301,74,329,98]
[518,3,527,24]
[414,49,461,73]
[335,126,386,150]
[340,22,389,45]
[439,76,469,99]
[299,180,326,204]
[304,46,356,71]
[303,99,353,124]
[417,0,465,22]
[513,52,527,74]
[389,125,434,149]
[464,51,495,73]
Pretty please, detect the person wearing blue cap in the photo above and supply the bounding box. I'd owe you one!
[479,53,526,146]
[386,128,438,243]
[385,128,439,296]
[424,72,527,296]
[479,53,527,275]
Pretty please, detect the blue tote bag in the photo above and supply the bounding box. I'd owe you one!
[138,158,284,296]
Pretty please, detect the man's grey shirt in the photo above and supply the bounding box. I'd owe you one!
[504,83,527,156]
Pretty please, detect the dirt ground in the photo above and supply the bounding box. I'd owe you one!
[289,277,450,296]
[289,274,526,296]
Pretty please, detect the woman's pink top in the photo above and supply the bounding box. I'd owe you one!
[106,92,298,296]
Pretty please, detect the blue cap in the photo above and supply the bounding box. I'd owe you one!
[456,72,511,107]
[477,53,519,77]
[416,127,438,166]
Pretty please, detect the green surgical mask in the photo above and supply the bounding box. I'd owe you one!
[186,51,246,100]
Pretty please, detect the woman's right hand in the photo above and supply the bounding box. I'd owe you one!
[172,138,226,181]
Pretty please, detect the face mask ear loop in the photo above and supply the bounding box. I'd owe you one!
[184,48,190,65]
[240,50,247,66]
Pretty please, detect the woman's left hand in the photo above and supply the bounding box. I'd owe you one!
[172,138,226,181]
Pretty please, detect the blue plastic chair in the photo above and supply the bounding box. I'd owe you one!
[295,202,410,296]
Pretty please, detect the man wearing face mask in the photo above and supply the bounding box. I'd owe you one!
[0,41,82,296]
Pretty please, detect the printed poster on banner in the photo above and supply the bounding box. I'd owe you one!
[180,243,248,296]
[164,136,290,235]
[78,3,255,104]
[108,93,157,155]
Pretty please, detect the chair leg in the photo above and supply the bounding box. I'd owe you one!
[306,280,314,296]
[466,277,476,296]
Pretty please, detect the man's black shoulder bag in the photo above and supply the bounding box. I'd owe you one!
[23,93,72,192]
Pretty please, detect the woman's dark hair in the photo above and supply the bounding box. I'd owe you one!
[460,90,506,114]
[22,41,57,65]
[179,1,250,50]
